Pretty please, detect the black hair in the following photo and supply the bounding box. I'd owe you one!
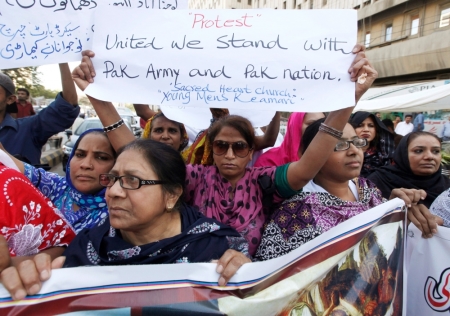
[117,139,186,208]
[350,113,382,149]
[208,115,255,149]
[382,119,394,130]
[407,131,440,146]
[405,114,413,118]
[75,130,117,158]
[16,88,30,97]
[301,117,326,154]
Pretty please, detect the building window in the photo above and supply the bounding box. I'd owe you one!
[237,0,241,2]
[323,0,327,6]
[248,0,252,4]
[363,0,370,7]
[283,1,286,8]
[354,5,360,9]
[309,0,313,9]
[365,32,371,47]
[411,15,419,35]
[385,24,393,41]
[298,3,301,8]
[440,7,450,28]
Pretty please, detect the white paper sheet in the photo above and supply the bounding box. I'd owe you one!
[85,9,356,112]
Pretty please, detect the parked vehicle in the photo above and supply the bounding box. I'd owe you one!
[62,118,133,172]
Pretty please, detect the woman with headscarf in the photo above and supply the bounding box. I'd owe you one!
[368,132,450,208]
[142,111,189,152]
[254,112,325,167]
[7,129,116,233]
[350,111,395,177]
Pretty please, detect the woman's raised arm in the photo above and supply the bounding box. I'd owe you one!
[287,44,378,191]
[72,51,135,152]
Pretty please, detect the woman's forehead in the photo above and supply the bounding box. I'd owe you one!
[342,124,357,138]
[152,116,179,128]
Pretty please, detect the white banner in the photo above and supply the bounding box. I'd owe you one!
[0,199,405,316]
[84,9,356,111]
[0,0,187,69]
[406,224,450,315]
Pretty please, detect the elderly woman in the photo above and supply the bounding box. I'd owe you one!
[255,119,438,261]
[72,46,377,256]
[1,140,250,300]
[350,111,395,177]
[63,139,248,266]
[368,132,450,208]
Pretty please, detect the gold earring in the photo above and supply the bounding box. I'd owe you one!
[166,206,173,213]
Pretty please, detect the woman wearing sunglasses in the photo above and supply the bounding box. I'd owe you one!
[72,46,377,256]
[256,119,438,261]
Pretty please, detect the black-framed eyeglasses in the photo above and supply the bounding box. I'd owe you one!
[212,140,253,158]
[99,174,165,190]
[334,138,368,151]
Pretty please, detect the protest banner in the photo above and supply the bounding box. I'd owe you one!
[0,199,405,315]
[406,224,450,315]
[83,9,357,112]
[0,0,187,69]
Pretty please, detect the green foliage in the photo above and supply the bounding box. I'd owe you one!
[442,151,450,166]
[30,84,59,99]
[1,67,58,99]
[1,67,40,90]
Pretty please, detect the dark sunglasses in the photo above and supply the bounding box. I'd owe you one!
[212,140,253,158]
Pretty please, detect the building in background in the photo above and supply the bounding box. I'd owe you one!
[190,0,450,84]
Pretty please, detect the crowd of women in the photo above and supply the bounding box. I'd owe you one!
[1,44,449,302]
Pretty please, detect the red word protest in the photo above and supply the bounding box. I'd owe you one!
[191,13,254,29]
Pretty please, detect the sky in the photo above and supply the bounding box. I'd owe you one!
[37,62,85,96]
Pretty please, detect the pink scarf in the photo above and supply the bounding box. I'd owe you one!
[254,112,305,167]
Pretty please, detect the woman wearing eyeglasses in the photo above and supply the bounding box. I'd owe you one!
[1,139,251,300]
[61,139,249,268]
[255,119,438,261]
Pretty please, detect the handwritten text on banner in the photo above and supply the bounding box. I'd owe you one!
[84,9,357,112]
[0,0,186,69]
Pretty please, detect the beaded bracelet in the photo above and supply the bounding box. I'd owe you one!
[319,123,343,140]
[103,119,124,133]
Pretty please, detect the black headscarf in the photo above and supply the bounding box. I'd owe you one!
[63,202,246,267]
[367,133,450,208]
[350,112,395,177]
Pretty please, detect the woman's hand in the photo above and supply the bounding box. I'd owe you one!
[349,44,378,103]
[72,50,96,91]
[0,254,65,301]
[389,188,437,238]
[215,249,251,286]
[0,236,11,273]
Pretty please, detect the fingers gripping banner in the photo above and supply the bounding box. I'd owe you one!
[0,199,405,315]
